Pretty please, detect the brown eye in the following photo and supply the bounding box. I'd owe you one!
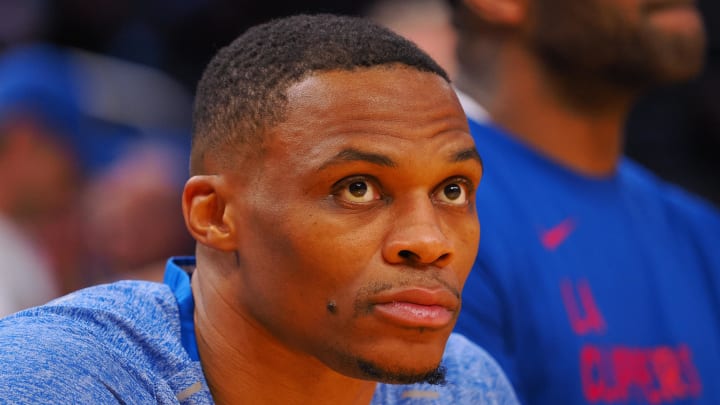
[435,181,469,205]
[349,181,368,197]
[444,184,462,200]
[338,179,381,203]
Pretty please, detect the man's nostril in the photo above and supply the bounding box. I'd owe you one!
[399,250,414,260]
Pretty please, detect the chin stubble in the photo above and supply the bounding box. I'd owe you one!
[357,359,447,386]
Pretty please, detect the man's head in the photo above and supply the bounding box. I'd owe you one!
[183,15,482,386]
[450,0,706,90]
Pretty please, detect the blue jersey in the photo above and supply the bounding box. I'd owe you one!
[455,119,720,405]
[0,257,518,404]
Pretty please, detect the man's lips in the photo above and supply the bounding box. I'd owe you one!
[369,288,459,329]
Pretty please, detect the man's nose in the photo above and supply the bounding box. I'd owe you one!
[382,196,453,268]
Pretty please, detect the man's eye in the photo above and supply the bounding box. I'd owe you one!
[338,180,381,203]
[434,181,469,205]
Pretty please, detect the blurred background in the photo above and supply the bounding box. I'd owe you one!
[0,0,717,315]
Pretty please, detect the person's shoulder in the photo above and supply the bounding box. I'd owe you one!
[620,159,720,228]
[1,280,185,363]
[42,279,178,319]
[442,333,516,393]
[465,119,512,152]
[372,333,519,404]
[0,281,185,403]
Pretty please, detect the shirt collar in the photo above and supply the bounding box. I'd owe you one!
[164,256,200,361]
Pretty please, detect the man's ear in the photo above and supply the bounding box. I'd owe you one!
[182,175,237,252]
[464,0,526,26]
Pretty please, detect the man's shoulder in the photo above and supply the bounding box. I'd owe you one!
[0,280,184,360]
[442,333,513,385]
[44,279,177,319]
[0,281,189,402]
[1,280,178,337]
[372,333,518,404]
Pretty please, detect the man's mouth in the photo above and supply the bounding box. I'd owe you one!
[370,287,458,329]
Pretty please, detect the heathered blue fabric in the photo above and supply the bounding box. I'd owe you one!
[0,258,518,404]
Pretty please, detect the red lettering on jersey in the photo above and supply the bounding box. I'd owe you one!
[580,344,702,403]
[678,344,702,397]
[580,345,605,401]
[650,346,686,401]
[607,347,661,403]
[560,278,606,335]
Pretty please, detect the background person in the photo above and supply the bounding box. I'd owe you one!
[0,45,85,314]
[0,88,73,317]
[0,42,195,297]
[82,138,194,283]
[447,0,720,404]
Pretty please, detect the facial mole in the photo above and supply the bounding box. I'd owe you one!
[326,300,337,314]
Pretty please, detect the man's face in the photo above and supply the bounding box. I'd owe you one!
[223,67,482,383]
[529,0,706,87]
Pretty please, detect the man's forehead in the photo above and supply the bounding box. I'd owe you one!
[281,67,457,119]
[260,66,467,160]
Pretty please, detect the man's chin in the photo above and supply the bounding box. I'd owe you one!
[356,359,447,386]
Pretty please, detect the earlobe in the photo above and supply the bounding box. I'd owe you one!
[464,0,526,25]
[183,175,237,251]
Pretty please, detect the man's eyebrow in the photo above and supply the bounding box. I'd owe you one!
[318,147,483,171]
[318,148,397,170]
[452,147,484,168]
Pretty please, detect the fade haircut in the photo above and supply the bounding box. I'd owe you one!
[190,13,449,174]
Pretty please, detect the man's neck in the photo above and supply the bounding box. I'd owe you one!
[456,48,636,177]
[191,269,377,405]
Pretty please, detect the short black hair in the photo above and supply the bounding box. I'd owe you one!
[190,13,449,174]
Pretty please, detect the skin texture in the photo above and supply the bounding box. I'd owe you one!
[183,66,482,404]
[455,0,706,175]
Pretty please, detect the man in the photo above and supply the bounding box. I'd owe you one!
[448,0,720,404]
[0,110,66,316]
[0,14,518,404]
[0,45,85,315]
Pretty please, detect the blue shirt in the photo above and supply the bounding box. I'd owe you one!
[0,257,518,404]
[455,120,720,405]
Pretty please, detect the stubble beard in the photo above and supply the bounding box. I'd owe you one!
[357,359,448,386]
[528,0,706,94]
